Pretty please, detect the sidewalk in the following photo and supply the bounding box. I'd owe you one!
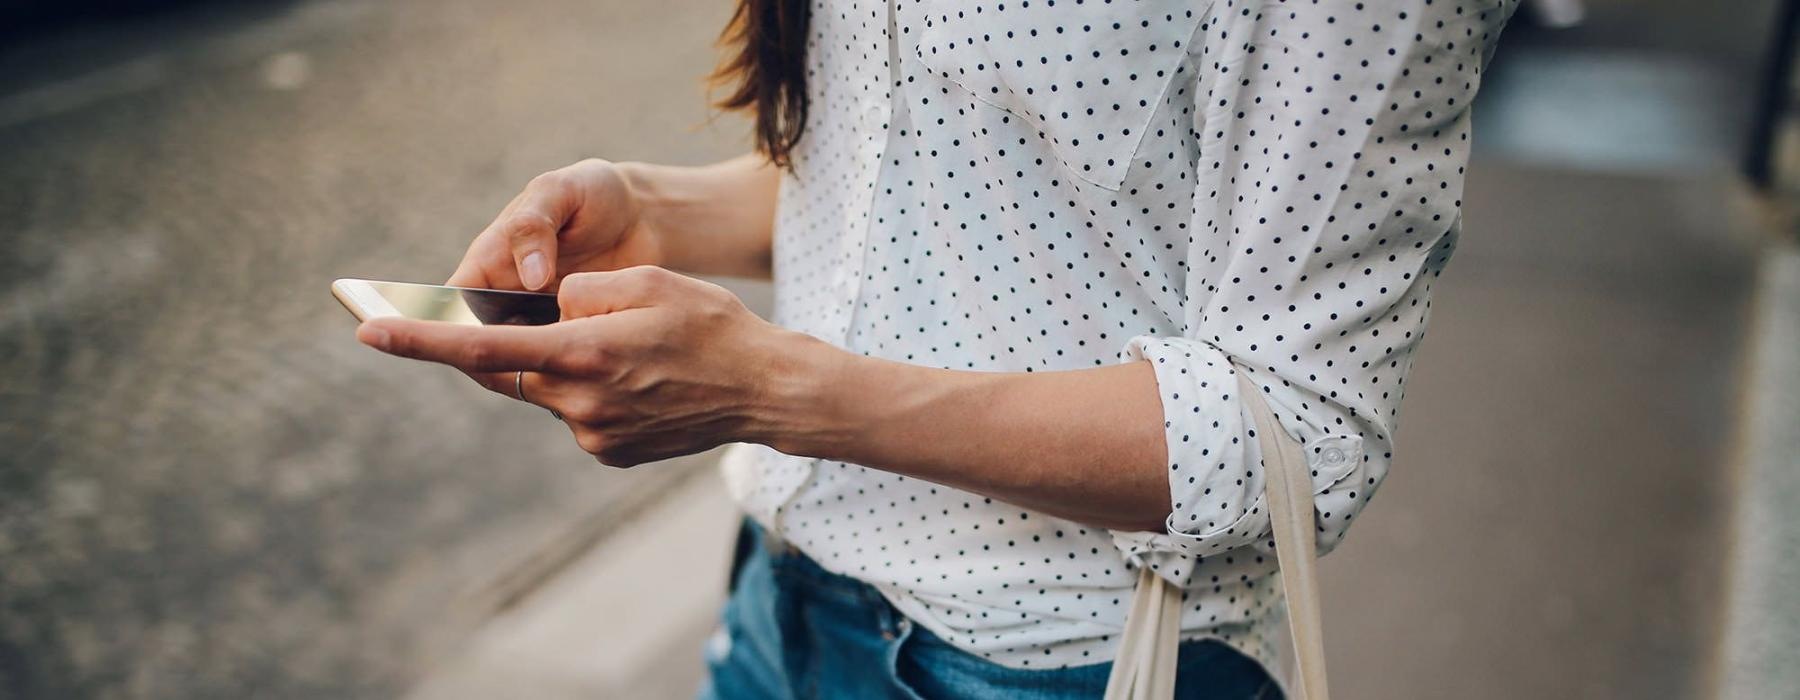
[406,469,738,699]
[1716,240,1800,700]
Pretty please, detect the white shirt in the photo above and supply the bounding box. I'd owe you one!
[721,0,1516,676]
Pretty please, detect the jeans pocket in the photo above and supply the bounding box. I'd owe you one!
[883,618,929,700]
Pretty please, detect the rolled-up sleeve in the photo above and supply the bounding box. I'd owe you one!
[1112,0,1514,583]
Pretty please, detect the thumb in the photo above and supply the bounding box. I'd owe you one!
[500,173,580,290]
[503,211,560,291]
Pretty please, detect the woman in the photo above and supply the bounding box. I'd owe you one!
[357,0,1516,696]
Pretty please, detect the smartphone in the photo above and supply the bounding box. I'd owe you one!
[331,278,560,326]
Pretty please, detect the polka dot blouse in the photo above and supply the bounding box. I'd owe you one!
[719,0,1516,674]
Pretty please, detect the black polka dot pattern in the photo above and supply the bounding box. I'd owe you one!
[720,0,1517,675]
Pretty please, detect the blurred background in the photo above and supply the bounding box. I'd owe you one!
[1,0,1796,698]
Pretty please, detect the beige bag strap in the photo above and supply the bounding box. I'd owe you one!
[1103,368,1330,700]
[1103,566,1184,699]
[1239,369,1331,700]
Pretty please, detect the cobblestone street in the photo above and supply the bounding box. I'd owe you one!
[1,1,754,696]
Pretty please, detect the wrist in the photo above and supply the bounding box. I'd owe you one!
[615,155,777,278]
[744,332,868,459]
[613,160,680,267]
[746,335,924,462]
[746,336,986,468]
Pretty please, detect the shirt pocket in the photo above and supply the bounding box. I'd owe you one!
[908,0,1211,190]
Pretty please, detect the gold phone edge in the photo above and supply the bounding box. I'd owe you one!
[330,280,375,323]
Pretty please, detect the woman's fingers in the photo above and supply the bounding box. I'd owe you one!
[445,259,492,289]
[465,370,515,397]
[448,186,530,289]
[459,368,579,419]
[448,170,576,292]
[526,373,604,423]
[556,266,673,319]
[502,171,583,291]
[357,317,579,374]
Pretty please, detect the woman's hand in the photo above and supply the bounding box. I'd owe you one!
[357,266,839,467]
[356,268,1171,530]
[449,159,663,292]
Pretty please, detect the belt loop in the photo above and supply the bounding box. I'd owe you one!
[870,586,909,640]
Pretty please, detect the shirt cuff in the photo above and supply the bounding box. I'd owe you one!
[1111,335,1363,585]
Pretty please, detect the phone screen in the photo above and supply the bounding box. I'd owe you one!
[360,280,561,326]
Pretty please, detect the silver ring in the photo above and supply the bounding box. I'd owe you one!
[515,370,564,420]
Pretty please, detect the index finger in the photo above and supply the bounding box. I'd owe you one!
[357,317,578,374]
[446,253,493,288]
[468,174,578,292]
[447,222,521,290]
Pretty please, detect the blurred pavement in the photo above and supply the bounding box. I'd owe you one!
[1717,240,1800,700]
[0,1,1790,699]
[406,468,739,700]
[0,0,752,697]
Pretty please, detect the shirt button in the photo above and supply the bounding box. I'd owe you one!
[1321,447,1346,465]
[863,101,885,130]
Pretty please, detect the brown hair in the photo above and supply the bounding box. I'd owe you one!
[710,0,812,168]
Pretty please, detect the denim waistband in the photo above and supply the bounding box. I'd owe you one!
[719,519,1280,699]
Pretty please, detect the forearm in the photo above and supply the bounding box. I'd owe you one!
[759,341,1172,532]
[620,154,778,279]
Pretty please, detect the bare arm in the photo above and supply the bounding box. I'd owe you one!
[763,348,1173,532]
[622,154,779,280]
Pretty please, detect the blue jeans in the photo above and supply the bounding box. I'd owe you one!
[698,521,1279,700]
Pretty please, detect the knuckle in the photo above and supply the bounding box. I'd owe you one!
[379,329,411,355]
[467,370,504,393]
[571,157,612,172]
[562,353,599,377]
[527,169,564,189]
[559,271,600,294]
[562,396,607,424]
[458,343,494,370]
[558,339,608,374]
[693,288,741,322]
[625,264,671,287]
[699,292,736,317]
[501,213,550,241]
[573,430,607,456]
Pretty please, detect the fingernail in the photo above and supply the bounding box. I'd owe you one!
[521,252,548,290]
